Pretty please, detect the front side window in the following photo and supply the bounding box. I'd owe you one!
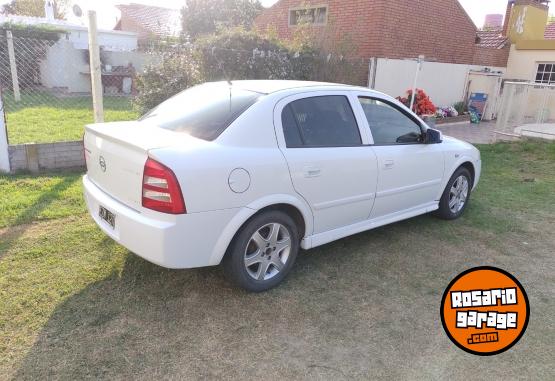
[289,6,327,26]
[535,63,555,85]
[139,83,261,141]
[359,98,423,145]
[282,96,362,148]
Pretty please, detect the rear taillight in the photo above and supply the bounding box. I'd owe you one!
[142,158,186,214]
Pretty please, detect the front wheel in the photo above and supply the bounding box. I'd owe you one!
[435,167,472,220]
[222,211,300,292]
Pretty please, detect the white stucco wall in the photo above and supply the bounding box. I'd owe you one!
[372,58,506,107]
[65,27,138,51]
[37,27,146,93]
[503,45,555,121]
[40,39,91,93]
[505,44,555,81]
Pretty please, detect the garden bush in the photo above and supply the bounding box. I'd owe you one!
[195,28,294,81]
[133,28,368,113]
[133,49,201,113]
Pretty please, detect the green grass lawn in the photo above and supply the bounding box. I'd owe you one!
[3,91,139,144]
[1,142,554,379]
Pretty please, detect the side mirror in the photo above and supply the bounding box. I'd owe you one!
[424,128,443,144]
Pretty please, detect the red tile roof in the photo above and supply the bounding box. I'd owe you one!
[545,22,555,39]
[476,29,508,48]
[115,3,181,37]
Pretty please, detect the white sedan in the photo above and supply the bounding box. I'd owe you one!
[83,81,481,292]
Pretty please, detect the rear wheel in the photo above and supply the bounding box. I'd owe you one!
[222,211,300,292]
[435,167,472,220]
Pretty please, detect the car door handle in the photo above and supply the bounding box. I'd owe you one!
[384,159,394,169]
[303,167,321,178]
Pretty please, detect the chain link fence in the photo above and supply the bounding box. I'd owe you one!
[0,28,150,145]
[0,25,371,146]
[495,82,555,142]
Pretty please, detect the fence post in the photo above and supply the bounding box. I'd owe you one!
[495,83,516,142]
[6,30,21,103]
[0,90,10,173]
[88,10,104,123]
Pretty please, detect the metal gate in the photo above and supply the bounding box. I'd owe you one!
[494,82,555,142]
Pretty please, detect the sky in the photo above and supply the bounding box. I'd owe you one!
[1,0,554,29]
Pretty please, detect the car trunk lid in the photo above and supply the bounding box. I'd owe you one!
[84,121,197,210]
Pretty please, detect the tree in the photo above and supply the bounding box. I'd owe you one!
[181,0,262,40]
[1,0,68,20]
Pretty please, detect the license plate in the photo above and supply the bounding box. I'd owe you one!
[99,205,116,229]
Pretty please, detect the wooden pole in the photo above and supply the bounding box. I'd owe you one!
[6,30,21,102]
[88,10,104,123]
[0,87,10,173]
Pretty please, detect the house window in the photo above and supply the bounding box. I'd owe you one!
[289,6,327,26]
[535,63,555,84]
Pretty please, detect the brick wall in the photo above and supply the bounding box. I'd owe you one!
[377,0,478,64]
[473,46,511,67]
[256,0,509,67]
[8,141,85,173]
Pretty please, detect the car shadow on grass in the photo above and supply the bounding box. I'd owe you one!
[13,214,553,380]
[0,174,81,257]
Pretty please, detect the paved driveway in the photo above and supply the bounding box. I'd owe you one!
[436,122,496,144]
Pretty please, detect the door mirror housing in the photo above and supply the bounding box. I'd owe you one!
[424,128,443,144]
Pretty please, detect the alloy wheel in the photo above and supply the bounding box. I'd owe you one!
[449,175,469,214]
[244,223,291,281]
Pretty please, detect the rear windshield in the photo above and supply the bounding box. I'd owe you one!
[139,83,261,141]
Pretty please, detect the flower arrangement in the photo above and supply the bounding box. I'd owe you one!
[435,106,459,119]
[397,89,436,116]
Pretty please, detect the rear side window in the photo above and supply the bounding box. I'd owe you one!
[139,83,261,141]
[281,96,362,148]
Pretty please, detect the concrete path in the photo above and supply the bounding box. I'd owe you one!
[436,121,496,144]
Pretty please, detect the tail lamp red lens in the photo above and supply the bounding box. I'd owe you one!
[142,158,186,214]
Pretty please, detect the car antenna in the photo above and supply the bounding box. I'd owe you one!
[227,79,232,112]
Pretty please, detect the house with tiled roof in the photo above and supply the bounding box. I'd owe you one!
[256,0,510,68]
[114,3,181,41]
[476,29,509,49]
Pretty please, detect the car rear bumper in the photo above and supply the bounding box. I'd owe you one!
[83,175,239,269]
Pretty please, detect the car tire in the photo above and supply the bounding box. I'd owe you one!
[435,167,473,220]
[222,210,300,292]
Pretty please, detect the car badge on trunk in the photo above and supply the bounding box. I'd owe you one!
[99,156,106,172]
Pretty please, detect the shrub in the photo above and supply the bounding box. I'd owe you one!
[133,49,201,113]
[453,101,467,115]
[195,28,293,81]
[133,28,369,112]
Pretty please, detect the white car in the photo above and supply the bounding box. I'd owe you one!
[83,81,481,291]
